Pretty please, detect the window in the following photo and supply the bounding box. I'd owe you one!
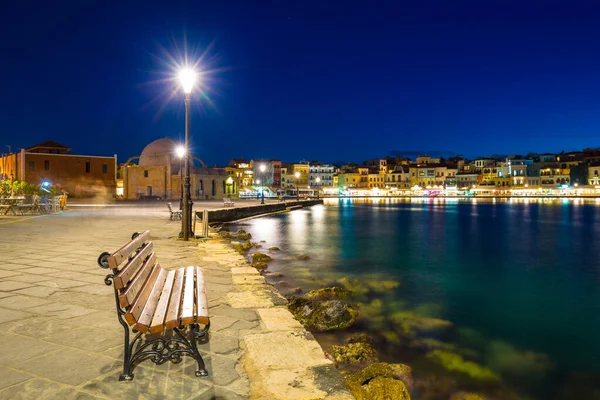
[28,161,35,170]
[212,180,216,196]
[102,164,108,173]
[144,170,148,178]
[44,160,50,170]
[85,161,91,173]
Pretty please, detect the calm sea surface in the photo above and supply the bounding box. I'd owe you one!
[232,198,600,399]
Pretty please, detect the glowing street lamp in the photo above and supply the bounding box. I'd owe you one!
[315,177,321,199]
[295,171,300,200]
[178,67,197,240]
[259,164,267,204]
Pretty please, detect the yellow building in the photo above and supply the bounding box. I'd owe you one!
[226,159,253,188]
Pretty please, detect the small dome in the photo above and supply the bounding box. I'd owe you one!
[139,138,181,167]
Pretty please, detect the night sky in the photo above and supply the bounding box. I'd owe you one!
[2,1,600,166]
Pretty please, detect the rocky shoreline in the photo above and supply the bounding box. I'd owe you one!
[218,225,535,400]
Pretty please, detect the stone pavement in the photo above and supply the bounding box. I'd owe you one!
[0,205,352,400]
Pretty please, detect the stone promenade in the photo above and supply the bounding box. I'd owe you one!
[0,204,352,400]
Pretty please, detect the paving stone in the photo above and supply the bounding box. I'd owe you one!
[0,280,34,292]
[0,294,53,310]
[37,278,89,289]
[198,332,239,355]
[0,378,73,400]
[0,366,32,389]
[0,263,33,271]
[18,267,63,275]
[0,315,81,338]
[232,275,266,285]
[45,326,123,353]
[0,307,34,324]
[28,302,94,319]
[47,272,102,284]
[69,284,114,296]
[210,304,259,322]
[4,274,54,283]
[249,367,330,400]
[257,307,304,331]
[231,267,260,276]
[80,364,212,400]
[226,291,274,309]
[0,293,14,299]
[12,286,60,298]
[0,332,61,366]
[13,347,120,386]
[0,270,20,278]
[243,331,333,370]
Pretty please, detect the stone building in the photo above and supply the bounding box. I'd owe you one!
[121,138,238,200]
[0,140,117,198]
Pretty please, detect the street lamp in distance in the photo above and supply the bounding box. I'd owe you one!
[178,67,197,241]
[315,177,321,199]
[259,164,266,204]
[295,171,300,200]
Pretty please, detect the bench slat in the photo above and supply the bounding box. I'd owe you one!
[108,230,151,270]
[125,264,161,326]
[135,268,168,333]
[165,268,185,329]
[118,252,157,308]
[180,266,196,326]
[149,270,176,334]
[195,267,209,325]
[114,241,154,290]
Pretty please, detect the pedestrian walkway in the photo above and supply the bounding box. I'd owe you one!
[0,205,352,399]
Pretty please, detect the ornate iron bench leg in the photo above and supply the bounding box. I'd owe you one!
[189,324,209,377]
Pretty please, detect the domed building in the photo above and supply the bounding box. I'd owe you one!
[121,138,239,201]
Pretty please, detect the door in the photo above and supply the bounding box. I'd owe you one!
[146,186,152,196]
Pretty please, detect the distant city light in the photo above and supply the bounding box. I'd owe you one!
[260,164,266,172]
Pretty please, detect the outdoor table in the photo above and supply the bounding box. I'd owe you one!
[0,196,25,215]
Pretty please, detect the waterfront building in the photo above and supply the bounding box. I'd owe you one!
[309,163,335,188]
[364,159,388,174]
[226,159,254,188]
[589,161,600,186]
[0,140,117,198]
[122,138,237,200]
[456,172,480,189]
[385,166,411,190]
[251,159,282,190]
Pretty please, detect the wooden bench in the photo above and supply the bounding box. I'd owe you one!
[167,202,182,220]
[97,230,209,381]
[223,197,235,207]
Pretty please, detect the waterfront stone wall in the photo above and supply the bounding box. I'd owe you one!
[198,199,323,223]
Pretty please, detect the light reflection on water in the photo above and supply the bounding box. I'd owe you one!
[232,198,600,399]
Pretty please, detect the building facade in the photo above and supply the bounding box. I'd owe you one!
[122,138,238,201]
[0,140,117,198]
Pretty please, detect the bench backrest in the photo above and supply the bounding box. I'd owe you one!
[167,203,174,212]
[107,230,159,308]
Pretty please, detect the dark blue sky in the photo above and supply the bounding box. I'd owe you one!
[1,0,600,165]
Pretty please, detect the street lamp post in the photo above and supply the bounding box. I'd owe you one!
[255,179,260,201]
[178,68,196,241]
[176,146,185,210]
[295,171,300,200]
[315,177,321,199]
[259,164,266,204]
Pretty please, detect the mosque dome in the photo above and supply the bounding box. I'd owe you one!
[138,138,181,167]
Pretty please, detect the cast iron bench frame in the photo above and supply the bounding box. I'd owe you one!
[98,230,210,381]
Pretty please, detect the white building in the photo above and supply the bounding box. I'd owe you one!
[309,164,335,188]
